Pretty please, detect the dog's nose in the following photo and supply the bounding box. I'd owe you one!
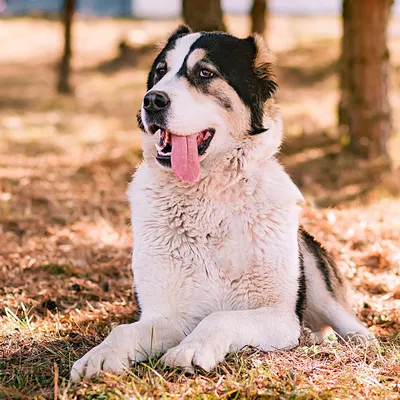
[143,91,170,113]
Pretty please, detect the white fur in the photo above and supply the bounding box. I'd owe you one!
[71,33,372,381]
[71,148,304,379]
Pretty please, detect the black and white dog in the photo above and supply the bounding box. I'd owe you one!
[71,26,373,380]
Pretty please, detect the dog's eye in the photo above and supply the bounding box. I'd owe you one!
[156,67,167,77]
[199,69,214,78]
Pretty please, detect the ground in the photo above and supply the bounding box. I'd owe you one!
[0,15,400,400]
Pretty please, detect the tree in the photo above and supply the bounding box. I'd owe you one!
[339,0,393,159]
[250,0,269,41]
[182,0,226,32]
[57,0,76,94]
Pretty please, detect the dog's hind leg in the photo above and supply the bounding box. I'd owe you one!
[305,292,373,342]
[300,228,374,342]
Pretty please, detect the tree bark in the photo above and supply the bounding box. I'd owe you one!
[182,0,226,32]
[250,0,269,41]
[338,1,351,129]
[339,0,393,159]
[57,0,75,94]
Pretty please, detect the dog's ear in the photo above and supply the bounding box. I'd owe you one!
[251,34,276,78]
[243,34,278,135]
[156,25,192,51]
[168,25,192,41]
[248,34,278,98]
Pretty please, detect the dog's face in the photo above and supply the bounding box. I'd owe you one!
[138,26,281,183]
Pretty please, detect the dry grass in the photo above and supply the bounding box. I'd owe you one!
[0,15,400,399]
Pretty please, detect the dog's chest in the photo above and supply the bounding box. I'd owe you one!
[212,204,255,281]
[167,197,265,280]
[130,166,302,316]
[134,180,276,277]
[167,198,284,310]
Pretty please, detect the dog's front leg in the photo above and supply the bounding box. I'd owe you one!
[71,317,185,381]
[163,307,301,371]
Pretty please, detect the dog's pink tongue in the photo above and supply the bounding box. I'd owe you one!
[171,133,200,183]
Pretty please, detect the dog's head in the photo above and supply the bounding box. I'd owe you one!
[138,25,282,183]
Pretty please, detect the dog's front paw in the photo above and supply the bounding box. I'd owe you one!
[71,324,139,381]
[162,338,228,372]
[344,330,376,344]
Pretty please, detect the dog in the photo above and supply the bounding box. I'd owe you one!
[71,26,373,380]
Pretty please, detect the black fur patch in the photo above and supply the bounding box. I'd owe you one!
[144,27,193,129]
[327,251,344,286]
[249,127,269,135]
[147,25,191,90]
[175,32,277,134]
[146,29,277,135]
[134,288,141,319]
[173,24,192,36]
[175,55,233,111]
[296,246,307,324]
[300,227,336,296]
[136,110,145,132]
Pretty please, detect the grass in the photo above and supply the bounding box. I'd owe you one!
[0,15,400,399]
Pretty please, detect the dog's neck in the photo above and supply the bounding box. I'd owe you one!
[143,142,277,202]
[140,113,283,201]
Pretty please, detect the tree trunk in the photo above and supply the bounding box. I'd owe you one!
[250,0,269,41]
[339,0,393,159]
[182,0,226,32]
[338,1,350,129]
[57,0,75,94]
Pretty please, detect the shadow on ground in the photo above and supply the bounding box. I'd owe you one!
[279,132,395,207]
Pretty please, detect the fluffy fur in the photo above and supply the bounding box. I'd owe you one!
[71,26,373,381]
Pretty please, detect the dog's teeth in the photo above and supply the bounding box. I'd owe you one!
[155,129,162,136]
[155,143,163,153]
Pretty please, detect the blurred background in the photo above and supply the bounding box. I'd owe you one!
[1,2,400,398]
[1,0,399,206]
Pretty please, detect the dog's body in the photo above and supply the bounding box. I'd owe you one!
[71,27,372,380]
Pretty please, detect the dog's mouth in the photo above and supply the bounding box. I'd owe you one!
[154,129,215,157]
[150,125,215,183]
